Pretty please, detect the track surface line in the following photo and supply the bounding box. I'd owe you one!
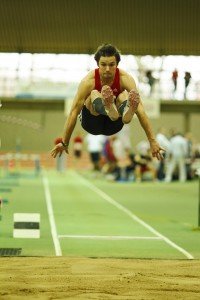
[77,174,194,260]
[42,172,62,256]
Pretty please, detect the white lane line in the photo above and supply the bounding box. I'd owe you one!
[42,173,62,256]
[58,235,162,240]
[77,174,194,260]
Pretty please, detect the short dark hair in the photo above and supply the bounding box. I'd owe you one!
[94,43,121,65]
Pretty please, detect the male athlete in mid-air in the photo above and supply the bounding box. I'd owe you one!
[51,43,165,160]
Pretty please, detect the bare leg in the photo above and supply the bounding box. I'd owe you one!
[122,90,140,124]
[85,94,99,116]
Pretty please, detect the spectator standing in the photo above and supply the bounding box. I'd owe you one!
[184,72,192,99]
[172,69,178,92]
[146,70,155,96]
[85,134,105,172]
[165,132,187,182]
[102,136,118,175]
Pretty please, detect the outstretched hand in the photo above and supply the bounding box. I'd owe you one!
[51,143,69,158]
[150,140,166,160]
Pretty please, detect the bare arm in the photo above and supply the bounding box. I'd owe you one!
[121,70,166,160]
[136,103,165,160]
[51,77,93,158]
[62,93,84,147]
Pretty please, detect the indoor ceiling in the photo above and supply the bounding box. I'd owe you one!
[0,0,199,55]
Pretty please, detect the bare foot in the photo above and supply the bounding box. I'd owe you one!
[101,85,119,121]
[122,90,140,123]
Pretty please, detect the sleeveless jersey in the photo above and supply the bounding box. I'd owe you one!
[95,68,121,97]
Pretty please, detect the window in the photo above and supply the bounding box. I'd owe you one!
[0,53,199,100]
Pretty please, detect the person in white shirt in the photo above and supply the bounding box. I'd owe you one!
[165,132,188,182]
[85,134,105,171]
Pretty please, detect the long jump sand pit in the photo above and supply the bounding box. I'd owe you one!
[0,257,199,299]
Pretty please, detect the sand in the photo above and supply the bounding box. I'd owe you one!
[0,257,200,300]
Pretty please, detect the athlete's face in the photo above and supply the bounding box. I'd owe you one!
[98,56,117,80]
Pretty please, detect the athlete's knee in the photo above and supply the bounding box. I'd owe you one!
[91,89,101,100]
[85,97,92,110]
[85,99,99,116]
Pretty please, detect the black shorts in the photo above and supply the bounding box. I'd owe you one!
[80,106,124,136]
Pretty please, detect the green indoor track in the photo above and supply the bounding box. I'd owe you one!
[0,169,199,259]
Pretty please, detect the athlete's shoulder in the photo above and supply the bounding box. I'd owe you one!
[119,68,135,82]
[118,68,132,77]
[87,69,96,78]
[118,68,128,76]
[119,68,137,91]
[79,70,95,91]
